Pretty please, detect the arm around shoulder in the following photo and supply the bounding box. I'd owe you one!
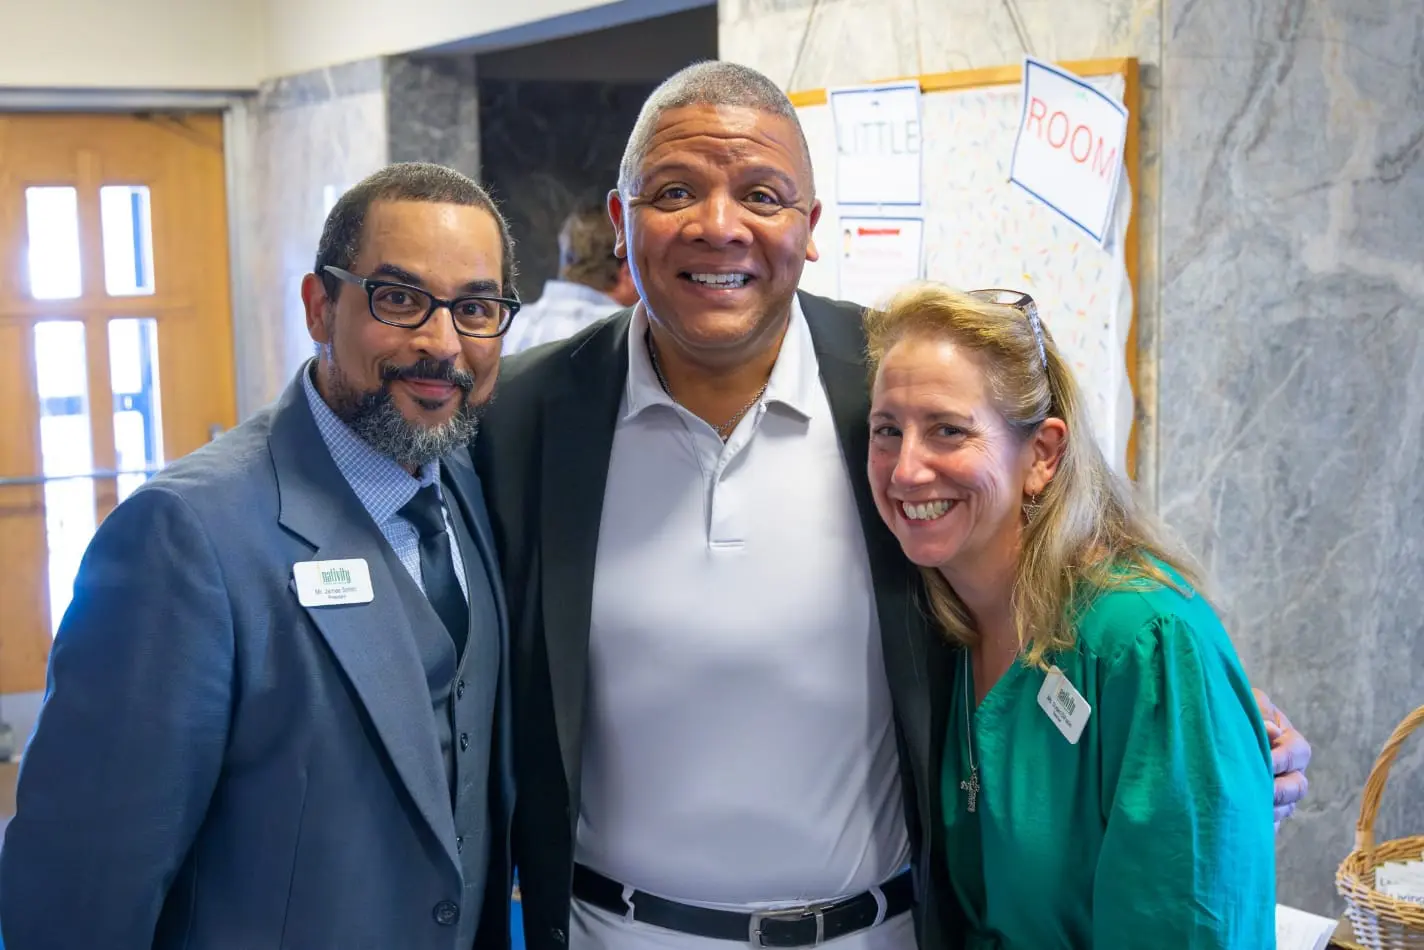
[0,486,235,948]
[1090,611,1276,949]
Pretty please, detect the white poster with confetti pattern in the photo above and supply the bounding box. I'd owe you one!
[797,72,1135,476]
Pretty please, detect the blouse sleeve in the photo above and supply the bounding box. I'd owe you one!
[1090,612,1276,949]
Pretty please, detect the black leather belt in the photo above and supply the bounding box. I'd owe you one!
[572,863,915,947]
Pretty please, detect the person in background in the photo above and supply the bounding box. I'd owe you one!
[475,60,1308,950]
[0,163,517,950]
[501,204,639,355]
[865,284,1275,948]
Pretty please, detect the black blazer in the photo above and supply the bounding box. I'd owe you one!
[475,291,961,950]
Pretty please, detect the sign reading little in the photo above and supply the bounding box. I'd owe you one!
[828,81,924,206]
[1009,57,1129,246]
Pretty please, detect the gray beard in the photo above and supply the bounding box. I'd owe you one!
[323,356,483,469]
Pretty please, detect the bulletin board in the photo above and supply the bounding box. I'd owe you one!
[789,59,1142,477]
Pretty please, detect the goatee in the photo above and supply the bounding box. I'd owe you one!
[324,355,483,468]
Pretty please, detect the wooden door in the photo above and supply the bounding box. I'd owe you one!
[0,112,235,693]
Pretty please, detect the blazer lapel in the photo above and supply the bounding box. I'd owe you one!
[268,376,458,872]
[539,313,631,812]
[799,292,948,831]
[441,451,510,662]
[440,452,516,820]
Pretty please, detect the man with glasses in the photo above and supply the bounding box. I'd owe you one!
[1,163,518,950]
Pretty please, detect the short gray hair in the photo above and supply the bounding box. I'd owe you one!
[617,60,813,195]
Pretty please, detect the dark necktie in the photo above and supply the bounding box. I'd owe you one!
[398,483,469,656]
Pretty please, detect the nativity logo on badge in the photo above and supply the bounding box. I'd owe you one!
[320,565,352,586]
[294,558,374,607]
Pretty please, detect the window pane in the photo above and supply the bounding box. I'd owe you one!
[34,321,96,635]
[100,186,155,296]
[25,187,82,300]
[109,318,164,502]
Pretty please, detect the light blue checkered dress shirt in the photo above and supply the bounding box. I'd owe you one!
[302,366,468,600]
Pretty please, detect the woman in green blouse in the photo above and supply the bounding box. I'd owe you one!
[863,284,1275,948]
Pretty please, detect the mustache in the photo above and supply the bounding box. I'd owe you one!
[380,358,476,393]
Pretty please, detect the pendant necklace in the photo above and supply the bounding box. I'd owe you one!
[645,330,768,441]
[960,657,980,814]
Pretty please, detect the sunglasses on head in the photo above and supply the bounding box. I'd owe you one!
[967,288,1047,369]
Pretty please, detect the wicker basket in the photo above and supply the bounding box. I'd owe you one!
[1336,704,1424,949]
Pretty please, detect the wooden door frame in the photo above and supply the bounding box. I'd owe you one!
[0,91,254,765]
[0,90,255,721]
[0,88,259,419]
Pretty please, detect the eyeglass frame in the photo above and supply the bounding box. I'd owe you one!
[322,265,522,339]
[967,287,1047,369]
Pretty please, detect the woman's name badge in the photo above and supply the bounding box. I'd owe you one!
[1037,666,1091,744]
[293,559,374,606]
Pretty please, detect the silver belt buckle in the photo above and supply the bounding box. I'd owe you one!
[748,903,827,948]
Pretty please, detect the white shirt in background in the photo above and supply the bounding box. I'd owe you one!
[502,279,622,356]
[571,300,914,950]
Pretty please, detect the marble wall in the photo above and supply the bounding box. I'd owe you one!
[722,0,1424,917]
[1158,0,1424,914]
[238,58,389,415]
[477,79,659,301]
[720,0,1158,90]
[386,54,481,179]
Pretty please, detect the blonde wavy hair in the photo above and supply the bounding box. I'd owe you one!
[864,283,1204,668]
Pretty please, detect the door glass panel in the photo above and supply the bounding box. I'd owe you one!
[25,187,82,300]
[34,320,96,634]
[109,318,164,502]
[100,185,155,296]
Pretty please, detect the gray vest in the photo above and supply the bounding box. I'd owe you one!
[393,479,501,949]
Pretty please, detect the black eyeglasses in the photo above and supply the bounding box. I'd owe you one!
[968,288,1047,369]
[323,266,521,339]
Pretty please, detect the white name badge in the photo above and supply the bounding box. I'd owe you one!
[293,558,374,607]
[1036,665,1091,744]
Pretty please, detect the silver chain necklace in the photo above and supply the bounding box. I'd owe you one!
[960,657,980,813]
[645,330,768,440]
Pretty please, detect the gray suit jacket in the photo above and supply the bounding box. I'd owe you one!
[0,372,513,950]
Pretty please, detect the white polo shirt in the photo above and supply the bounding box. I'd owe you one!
[571,300,914,949]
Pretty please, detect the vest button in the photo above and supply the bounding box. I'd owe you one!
[433,901,459,926]
[459,732,470,752]
[456,679,466,699]
[456,835,464,852]
[551,927,567,944]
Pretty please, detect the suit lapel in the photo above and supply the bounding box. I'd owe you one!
[442,451,509,661]
[539,313,631,810]
[440,452,517,822]
[799,292,948,832]
[268,376,458,873]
